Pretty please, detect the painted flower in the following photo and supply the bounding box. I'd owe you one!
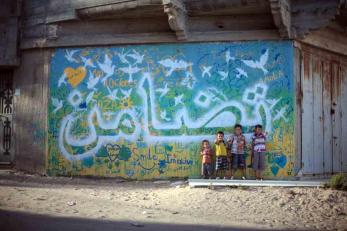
[120,97,133,109]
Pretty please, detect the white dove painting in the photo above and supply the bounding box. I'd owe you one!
[52,98,63,113]
[86,71,100,91]
[58,72,67,88]
[120,89,132,99]
[106,86,119,101]
[85,91,95,104]
[156,83,169,98]
[127,50,144,65]
[241,49,269,74]
[65,50,78,63]
[158,59,192,76]
[273,106,288,122]
[201,65,212,78]
[117,49,129,64]
[174,94,184,106]
[235,68,248,79]
[80,56,96,68]
[225,50,235,65]
[119,65,141,83]
[97,54,115,83]
[218,71,228,80]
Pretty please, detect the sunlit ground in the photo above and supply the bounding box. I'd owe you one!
[0,171,346,231]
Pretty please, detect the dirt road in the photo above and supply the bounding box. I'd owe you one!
[0,171,346,231]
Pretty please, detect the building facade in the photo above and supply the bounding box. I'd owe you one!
[1,0,346,179]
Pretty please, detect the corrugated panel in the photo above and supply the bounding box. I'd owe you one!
[322,61,333,174]
[312,57,324,174]
[301,52,314,174]
[342,64,347,172]
[332,62,342,173]
[300,44,347,175]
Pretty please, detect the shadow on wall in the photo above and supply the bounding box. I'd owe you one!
[0,209,298,231]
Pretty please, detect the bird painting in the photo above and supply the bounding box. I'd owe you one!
[127,49,144,65]
[174,94,184,106]
[158,59,192,76]
[118,49,130,64]
[106,86,120,101]
[97,54,115,83]
[58,72,67,88]
[52,98,63,113]
[80,56,96,68]
[241,49,269,74]
[266,98,281,109]
[156,83,170,98]
[119,65,141,83]
[235,68,248,79]
[120,89,133,99]
[65,50,79,63]
[85,91,96,104]
[201,65,212,78]
[225,50,235,65]
[218,71,228,80]
[273,106,288,122]
[86,71,100,91]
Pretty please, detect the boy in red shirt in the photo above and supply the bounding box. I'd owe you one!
[200,140,212,179]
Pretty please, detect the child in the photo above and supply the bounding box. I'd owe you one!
[227,124,246,180]
[214,131,228,179]
[200,140,212,179]
[251,124,266,180]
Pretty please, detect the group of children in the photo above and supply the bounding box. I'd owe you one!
[200,124,266,180]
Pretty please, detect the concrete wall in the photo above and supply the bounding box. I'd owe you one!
[47,41,295,179]
[13,50,50,174]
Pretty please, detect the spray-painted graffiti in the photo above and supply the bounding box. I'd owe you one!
[48,41,295,179]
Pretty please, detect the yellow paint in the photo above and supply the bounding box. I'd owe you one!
[120,98,133,110]
[64,66,86,88]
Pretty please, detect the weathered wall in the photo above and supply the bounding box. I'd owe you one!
[48,41,295,179]
[13,50,50,174]
[299,44,347,175]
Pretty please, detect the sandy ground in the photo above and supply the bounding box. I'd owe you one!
[0,171,346,231]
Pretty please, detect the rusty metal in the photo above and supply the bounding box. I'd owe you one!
[0,70,13,159]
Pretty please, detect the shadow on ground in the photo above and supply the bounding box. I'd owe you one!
[0,209,305,231]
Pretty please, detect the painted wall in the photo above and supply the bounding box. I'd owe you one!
[48,41,295,179]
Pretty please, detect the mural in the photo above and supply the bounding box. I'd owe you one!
[48,41,295,179]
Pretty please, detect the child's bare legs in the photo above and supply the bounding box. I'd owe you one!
[258,170,263,179]
[241,168,246,178]
[216,170,220,179]
[255,170,263,180]
[216,170,225,179]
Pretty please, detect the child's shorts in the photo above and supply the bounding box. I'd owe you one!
[216,156,228,170]
[252,152,265,171]
[202,163,212,177]
[232,153,245,170]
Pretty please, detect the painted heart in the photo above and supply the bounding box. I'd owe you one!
[274,154,287,168]
[106,144,121,162]
[64,66,86,88]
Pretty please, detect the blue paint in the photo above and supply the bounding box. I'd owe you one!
[271,165,279,176]
[274,154,287,168]
[158,159,167,169]
[82,157,94,168]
